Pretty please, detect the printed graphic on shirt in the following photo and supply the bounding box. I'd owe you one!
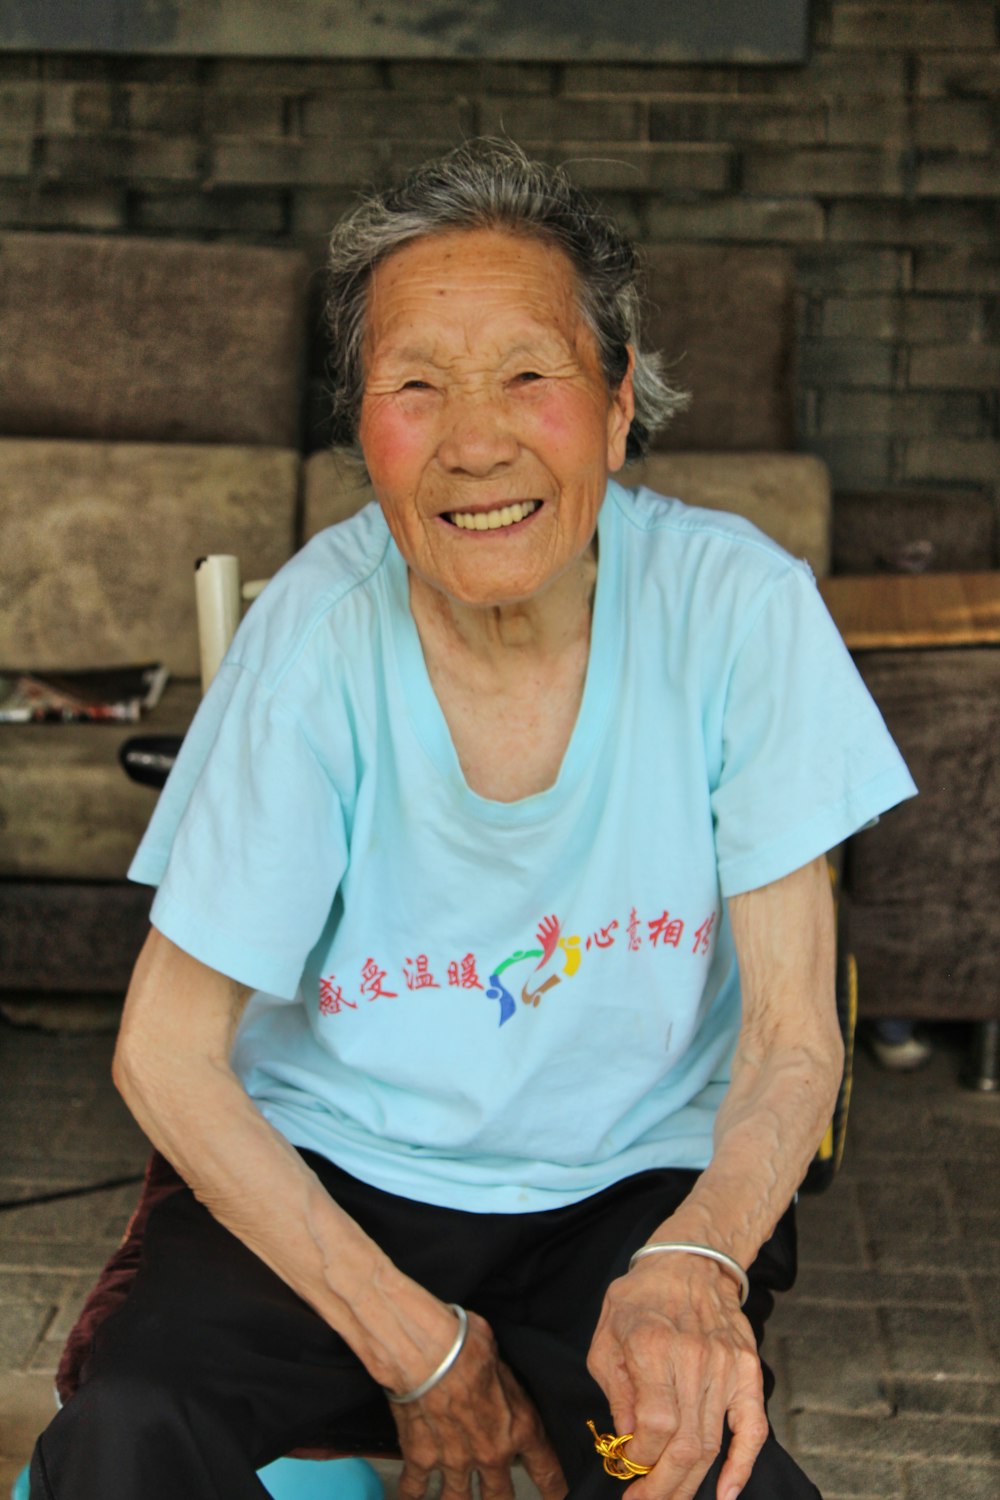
[317,904,719,1027]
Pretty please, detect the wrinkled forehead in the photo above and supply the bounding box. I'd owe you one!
[360,225,592,363]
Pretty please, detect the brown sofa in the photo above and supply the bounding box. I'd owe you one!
[0,233,309,992]
[1,232,833,997]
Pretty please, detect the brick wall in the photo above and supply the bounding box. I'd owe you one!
[1,0,997,551]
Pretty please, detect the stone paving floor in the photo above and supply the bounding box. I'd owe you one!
[0,1007,997,1499]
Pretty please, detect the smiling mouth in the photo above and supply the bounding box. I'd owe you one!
[445,500,541,531]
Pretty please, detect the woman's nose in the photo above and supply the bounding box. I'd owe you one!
[436,394,519,476]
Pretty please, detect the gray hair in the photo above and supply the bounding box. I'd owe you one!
[325,138,687,461]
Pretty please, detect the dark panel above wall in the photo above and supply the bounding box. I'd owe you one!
[0,0,811,62]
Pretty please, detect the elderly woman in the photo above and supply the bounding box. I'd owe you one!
[33,141,914,1500]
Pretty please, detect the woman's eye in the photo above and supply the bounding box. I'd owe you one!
[513,371,543,384]
[400,379,433,391]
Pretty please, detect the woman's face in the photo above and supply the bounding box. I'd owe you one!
[358,227,634,611]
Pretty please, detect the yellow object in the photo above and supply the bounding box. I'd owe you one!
[586,1421,653,1480]
[835,952,858,1175]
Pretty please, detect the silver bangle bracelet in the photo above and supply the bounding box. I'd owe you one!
[628,1242,750,1306]
[384,1304,469,1405]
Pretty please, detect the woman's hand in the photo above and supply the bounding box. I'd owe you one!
[391,1308,567,1500]
[586,1256,767,1500]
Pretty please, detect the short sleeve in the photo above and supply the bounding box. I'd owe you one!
[128,662,348,997]
[710,563,917,897]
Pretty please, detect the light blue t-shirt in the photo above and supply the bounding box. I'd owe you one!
[130,482,916,1212]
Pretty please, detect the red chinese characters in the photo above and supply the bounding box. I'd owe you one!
[403,955,441,991]
[360,957,398,1001]
[691,912,717,956]
[447,953,484,990]
[647,911,684,949]
[320,900,720,1024]
[318,976,355,1015]
[585,920,618,951]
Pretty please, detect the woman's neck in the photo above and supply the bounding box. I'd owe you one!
[408,543,598,675]
[406,543,599,802]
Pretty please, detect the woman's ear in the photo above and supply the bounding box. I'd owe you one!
[606,347,636,474]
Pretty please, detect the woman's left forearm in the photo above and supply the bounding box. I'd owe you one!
[647,854,843,1271]
[655,1024,843,1271]
[587,859,842,1500]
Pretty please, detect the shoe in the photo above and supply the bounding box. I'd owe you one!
[869,1032,932,1071]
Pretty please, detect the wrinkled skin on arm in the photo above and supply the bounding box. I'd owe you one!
[114,930,566,1500]
[587,855,842,1500]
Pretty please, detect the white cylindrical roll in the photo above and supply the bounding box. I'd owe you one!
[194,554,242,693]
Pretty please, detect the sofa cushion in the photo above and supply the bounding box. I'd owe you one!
[0,682,199,881]
[832,488,997,575]
[302,449,377,541]
[847,647,1000,1021]
[0,234,309,447]
[0,881,154,992]
[0,440,299,675]
[640,247,795,453]
[627,452,831,577]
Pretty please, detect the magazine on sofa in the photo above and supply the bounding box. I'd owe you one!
[0,663,169,723]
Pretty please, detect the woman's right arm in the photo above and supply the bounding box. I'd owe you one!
[115,927,456,1390]
[114,928,565,1500]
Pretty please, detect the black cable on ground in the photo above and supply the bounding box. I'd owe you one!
[0,1173,144,1212]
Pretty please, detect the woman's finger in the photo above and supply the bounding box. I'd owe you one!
[623,1372,680,1471]
[517,1426,568,1500]
[397,1456,435,1500]
[438,1462,479,1500]
[618,1336,726,1500]
[477,1461,522,1500]
[587,1343,637,1442]
[716,1370,769,1500]
[628,1391,715,1500]
[497,1359,568,1500]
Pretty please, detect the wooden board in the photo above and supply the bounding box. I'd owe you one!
[820,571,1000,650]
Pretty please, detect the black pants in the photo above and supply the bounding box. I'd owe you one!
[31,1155,820,1500]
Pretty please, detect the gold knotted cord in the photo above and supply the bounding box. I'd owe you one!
[586,1420,653,1480]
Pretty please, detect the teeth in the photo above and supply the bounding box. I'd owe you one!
[449,500,539,530]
